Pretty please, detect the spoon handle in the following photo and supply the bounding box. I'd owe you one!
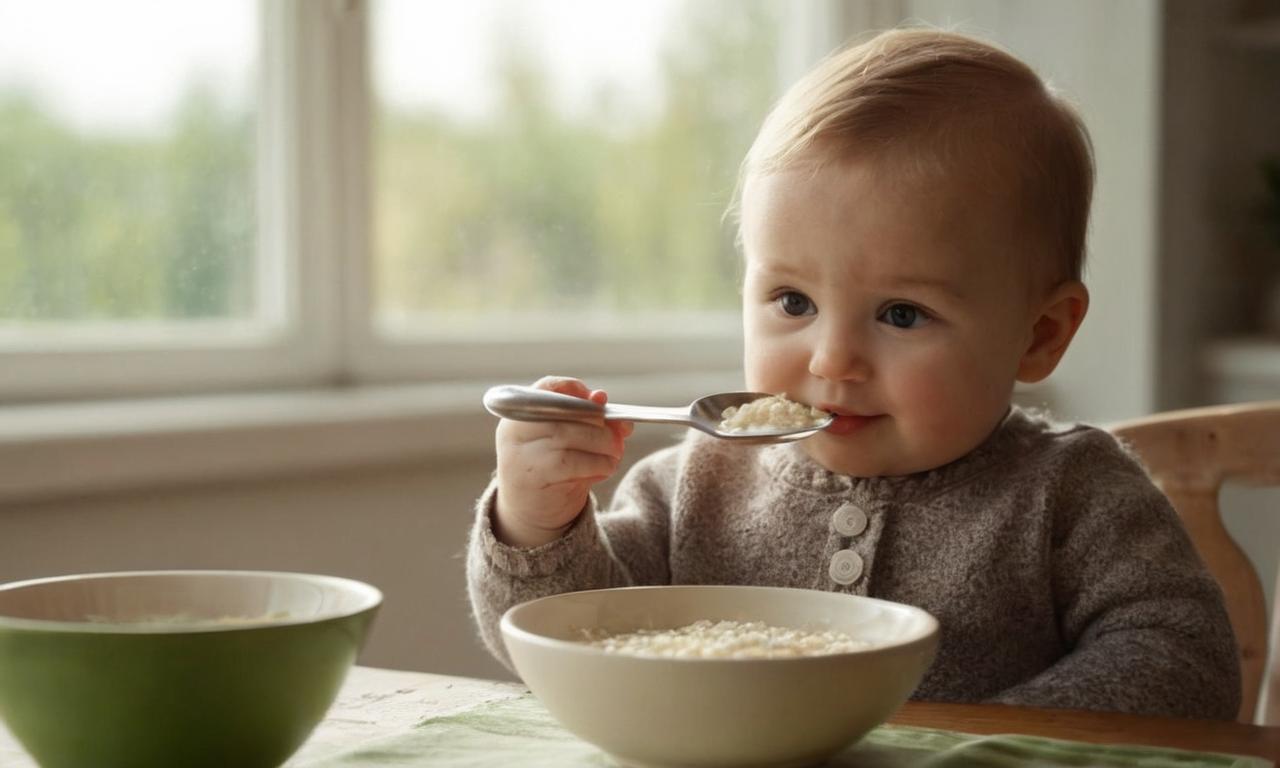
[602,403,694,425]
[483,385,604,423]
[482,385,691,426]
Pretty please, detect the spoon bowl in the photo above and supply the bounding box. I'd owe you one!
[482,385,833,443]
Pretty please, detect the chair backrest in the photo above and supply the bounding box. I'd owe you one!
[1108,401,1280,725]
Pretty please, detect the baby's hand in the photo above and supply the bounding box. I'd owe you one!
[493,376,632,548]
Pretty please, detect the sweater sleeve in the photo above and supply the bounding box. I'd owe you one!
[465,445,683,671]
[465,480,626,671]
[987,431,1241,719]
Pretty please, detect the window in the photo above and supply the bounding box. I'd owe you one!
[0,0,320,400]
[0,2,260,334]
[1,1,814,402]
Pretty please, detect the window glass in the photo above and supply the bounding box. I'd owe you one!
[372,0,783,337]
[0,1,259,339]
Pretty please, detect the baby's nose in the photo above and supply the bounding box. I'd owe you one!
[808,325,872,382]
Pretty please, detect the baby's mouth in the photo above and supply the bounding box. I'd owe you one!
[819,405,883,436]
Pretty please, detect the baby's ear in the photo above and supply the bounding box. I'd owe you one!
[1016,281,1089,383]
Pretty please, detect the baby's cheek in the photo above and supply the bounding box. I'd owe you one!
[895,361,995,445]
[896,375,959,432]
[744,344,797,393]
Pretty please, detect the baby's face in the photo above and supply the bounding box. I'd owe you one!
[741,158,1040,477]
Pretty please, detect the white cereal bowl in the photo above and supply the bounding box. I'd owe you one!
[500,585,939,768]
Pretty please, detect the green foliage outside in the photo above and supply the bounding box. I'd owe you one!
[0,85,255,323]
[373,0,781,320]
[0,1,780,325]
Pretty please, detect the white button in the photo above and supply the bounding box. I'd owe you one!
[829,550,863,585]
[832,504,868,537]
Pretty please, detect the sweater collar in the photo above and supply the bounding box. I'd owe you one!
[760,406,1043,501]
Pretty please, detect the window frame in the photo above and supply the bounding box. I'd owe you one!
[1,0,860,403]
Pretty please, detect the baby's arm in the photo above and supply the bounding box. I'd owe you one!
[467,382,681,670]
[466,481,630,670]
[988,453,1240,719]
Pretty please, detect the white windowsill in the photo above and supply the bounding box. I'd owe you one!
[0,371,744,505]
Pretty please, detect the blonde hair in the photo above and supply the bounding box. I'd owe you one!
[738,28,1094,283]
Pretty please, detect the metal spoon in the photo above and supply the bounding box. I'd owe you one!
[482,384,833,443]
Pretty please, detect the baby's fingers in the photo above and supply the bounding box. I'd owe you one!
[501,441,619,492]
[533,376,593,401]
[584,388,631,443]
[528,449,619,488]
[499,419,623,459]
[609,419,634,442]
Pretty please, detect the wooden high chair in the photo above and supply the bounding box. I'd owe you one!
[1108,401,1280,725]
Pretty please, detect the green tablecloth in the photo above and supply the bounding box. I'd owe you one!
[308,695,1270,768]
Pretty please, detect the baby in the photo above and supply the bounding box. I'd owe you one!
[467,29,1239,719]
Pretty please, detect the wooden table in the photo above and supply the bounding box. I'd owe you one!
[2,666,1277,765]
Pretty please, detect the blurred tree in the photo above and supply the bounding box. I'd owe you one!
[162,83,255,319]
[375,0,781,320]
[0,84,254,324]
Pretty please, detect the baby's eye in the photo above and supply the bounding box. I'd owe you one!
[775,291,815,317]
[879,303,929,329]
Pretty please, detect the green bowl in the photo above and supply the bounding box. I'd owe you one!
[0,570,381,768]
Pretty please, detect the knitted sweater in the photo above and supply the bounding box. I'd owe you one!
[466,407,1241,719]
